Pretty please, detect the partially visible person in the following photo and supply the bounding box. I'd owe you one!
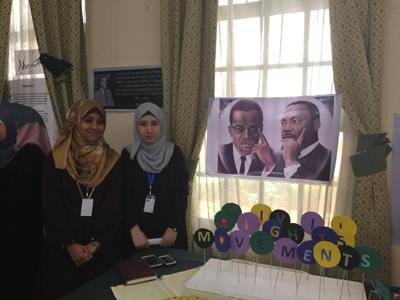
[218,99,275,176]
[0,103,51,300]
[38,100,124,300]
[94,76,114,106]
[122,102,189,251]
[277,100,331,181]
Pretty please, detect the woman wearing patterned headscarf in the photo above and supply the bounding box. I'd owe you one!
[122,102,189,251]
[38,100,124,300]
[0,103,51,300]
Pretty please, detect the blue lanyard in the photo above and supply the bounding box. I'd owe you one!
[147,173,155,194]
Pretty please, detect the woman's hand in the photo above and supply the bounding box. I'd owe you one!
[85,241,101,255]
[66,243,93,266]
[160,227,177,247]
[130,225,149,249]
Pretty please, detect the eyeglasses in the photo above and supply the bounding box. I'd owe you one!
[231,125,260,134]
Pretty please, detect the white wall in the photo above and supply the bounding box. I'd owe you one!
[383,0,400,286]
[85,0,400,284]
[85,0,160,152]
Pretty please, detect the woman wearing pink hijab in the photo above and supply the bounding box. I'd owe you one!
[0,103,51,300]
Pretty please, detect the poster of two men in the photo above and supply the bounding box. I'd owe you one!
[206,95,341,183]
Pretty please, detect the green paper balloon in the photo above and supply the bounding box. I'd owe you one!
[221,203,242,220]
[250,231,274,255]
[214,210,236,231]
[356,246,383,274]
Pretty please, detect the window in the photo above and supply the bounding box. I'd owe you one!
[191,0,355,242]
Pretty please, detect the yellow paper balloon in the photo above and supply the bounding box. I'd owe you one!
[313,241,341,268]
[331,216,357,237]
[337,233,356,248]
[251,204,272,226]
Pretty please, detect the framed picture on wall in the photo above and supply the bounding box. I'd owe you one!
[90,65,163,110]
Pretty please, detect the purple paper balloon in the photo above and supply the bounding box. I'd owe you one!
[229,230,250,255]
[237,212,260,234]
[301,211,324,234]
[273,237,297,264]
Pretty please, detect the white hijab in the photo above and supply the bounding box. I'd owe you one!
[125,102,174,173]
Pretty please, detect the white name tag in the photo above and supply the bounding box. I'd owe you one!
[143,195,156,214]
[81,198,94,217]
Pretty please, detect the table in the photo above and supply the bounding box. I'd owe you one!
[62,247,209,300]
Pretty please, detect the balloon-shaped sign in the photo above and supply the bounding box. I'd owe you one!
[251,204,272,226]
[331,216,357,237]
[237,212,260,234]
[262,219,283,241]
[280,223,304,244]
[356,246,383,274]
[230,230,250,255]
[193,228,214,249]
[313,241,341,268]
[250,231,274,255]
[338,245,360,270]
[269,209,291,227]
[301,211,324,234]
[337,233,356,248]
[214,210,236,231]
[297,240,316,265]
[273,237,297,264]
[221,203,242,220]
[214,228,231,252]
[311,226,339,244]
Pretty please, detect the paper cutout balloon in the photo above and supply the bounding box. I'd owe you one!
[262,219,283,241]
[193,228,214,249]
[214,210,236,231]
[313,241,341,268]
[356,246,383,274]
[337,233,356,248]
[251,204,272,226]
[230,230,250,255]
[280,223,304,244]
[269,209,291,227]
[311,226,339,244]
[338,245,360,270]
[237,212,260,234]
[297,240,316,265]
[221,203,242,220]
[331,216,357,237]
[301,211,324,234]
[273,237,297,264]
[214,228,231,252]
[250,231,274,255]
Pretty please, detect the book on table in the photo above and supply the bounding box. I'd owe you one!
[115,257,158,285]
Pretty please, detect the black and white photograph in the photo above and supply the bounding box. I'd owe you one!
[91,66,163,110]
[206,95,341,183]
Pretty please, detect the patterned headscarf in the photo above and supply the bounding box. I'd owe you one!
[52,99,119,187]
[0,103,51,168]
[125,102,174,173]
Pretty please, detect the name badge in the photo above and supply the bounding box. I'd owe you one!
[81,198,94,217]
[144,194,156,214]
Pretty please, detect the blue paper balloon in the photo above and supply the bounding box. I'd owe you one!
[296,240,316,265]
[262,219,283,241]
[311,226,339,244]
[214,228,231,252]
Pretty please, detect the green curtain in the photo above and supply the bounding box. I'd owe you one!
[0,0,12,102]
[29,0,88,127]
[329,0,391,283]
[160,0,218,249]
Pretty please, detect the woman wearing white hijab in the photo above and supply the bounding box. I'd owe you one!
[122,102,188,250]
